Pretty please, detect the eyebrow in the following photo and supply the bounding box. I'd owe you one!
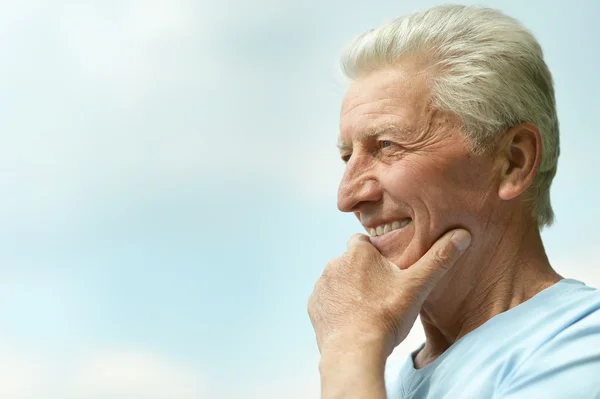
[337,125,410,153]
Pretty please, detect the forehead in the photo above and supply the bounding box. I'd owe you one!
[339,64,431,145]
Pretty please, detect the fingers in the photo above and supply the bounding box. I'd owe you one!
[346,233,383,262]
[346,233,372,252]
[405,229,471,291]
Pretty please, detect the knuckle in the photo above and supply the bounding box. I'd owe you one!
[434,253,452,269]
[330,255,351,272]
[346,242,362,254]
[433,241,459,269]
[320,259,338,279]
[348,244,375,265]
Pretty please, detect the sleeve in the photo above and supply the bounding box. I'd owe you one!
[494,318,600,399]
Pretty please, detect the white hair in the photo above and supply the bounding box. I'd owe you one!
[340,4,559,228]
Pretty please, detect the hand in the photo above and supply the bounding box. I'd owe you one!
[308,229,471,358]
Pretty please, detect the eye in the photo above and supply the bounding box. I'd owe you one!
[341,153,351,163]
[381,140,393,148]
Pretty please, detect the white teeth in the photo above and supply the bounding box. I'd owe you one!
[367,219,412,237]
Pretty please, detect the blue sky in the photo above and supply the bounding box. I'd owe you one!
[0,0,599,398]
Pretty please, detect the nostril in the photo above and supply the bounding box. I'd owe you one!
[338,179,382,212]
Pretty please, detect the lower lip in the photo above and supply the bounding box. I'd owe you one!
[368,222,412,249]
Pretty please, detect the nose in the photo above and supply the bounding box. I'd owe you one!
[337,154,382,212]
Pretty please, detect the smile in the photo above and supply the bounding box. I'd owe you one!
[367,218,412,237]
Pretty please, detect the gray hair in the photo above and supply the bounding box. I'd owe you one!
[340,5,559,228]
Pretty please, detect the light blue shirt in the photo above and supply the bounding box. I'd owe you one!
[384,278,600,398]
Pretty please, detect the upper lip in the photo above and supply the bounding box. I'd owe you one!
[360,216,412,229]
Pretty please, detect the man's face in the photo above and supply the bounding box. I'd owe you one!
[337,63,498,269]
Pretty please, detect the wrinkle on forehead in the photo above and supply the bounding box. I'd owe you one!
[335,61,469,156]
[339,66,432,137]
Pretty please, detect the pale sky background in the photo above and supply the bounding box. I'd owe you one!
[0,1,598,398]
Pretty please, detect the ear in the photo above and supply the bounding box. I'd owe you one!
[497,123,542,201]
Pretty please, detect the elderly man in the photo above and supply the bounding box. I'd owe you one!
[307,5,600,399]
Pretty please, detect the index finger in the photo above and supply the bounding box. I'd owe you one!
[346,233,375,253]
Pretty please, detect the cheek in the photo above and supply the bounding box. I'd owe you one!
[375,150,495,269]
[381,156,492,230]
[380,158,462,209]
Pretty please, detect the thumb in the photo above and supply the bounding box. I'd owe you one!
[404,229,471,294]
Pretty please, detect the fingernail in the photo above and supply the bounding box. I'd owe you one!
[451,230,471,251]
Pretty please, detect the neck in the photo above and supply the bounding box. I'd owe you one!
[414,214,563,368]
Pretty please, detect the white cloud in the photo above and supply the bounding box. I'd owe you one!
[0,345,206,399]
[0,348,50,399]
[0,0,219,234]
[0,0,343,231]
[70,349,205,399]
[56,0,203,99]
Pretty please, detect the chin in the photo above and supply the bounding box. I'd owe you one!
[369,223,420,269]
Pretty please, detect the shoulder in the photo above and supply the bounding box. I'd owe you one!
[496,292,600,398]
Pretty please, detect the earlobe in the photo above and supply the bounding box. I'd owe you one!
[497,123,541,201]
